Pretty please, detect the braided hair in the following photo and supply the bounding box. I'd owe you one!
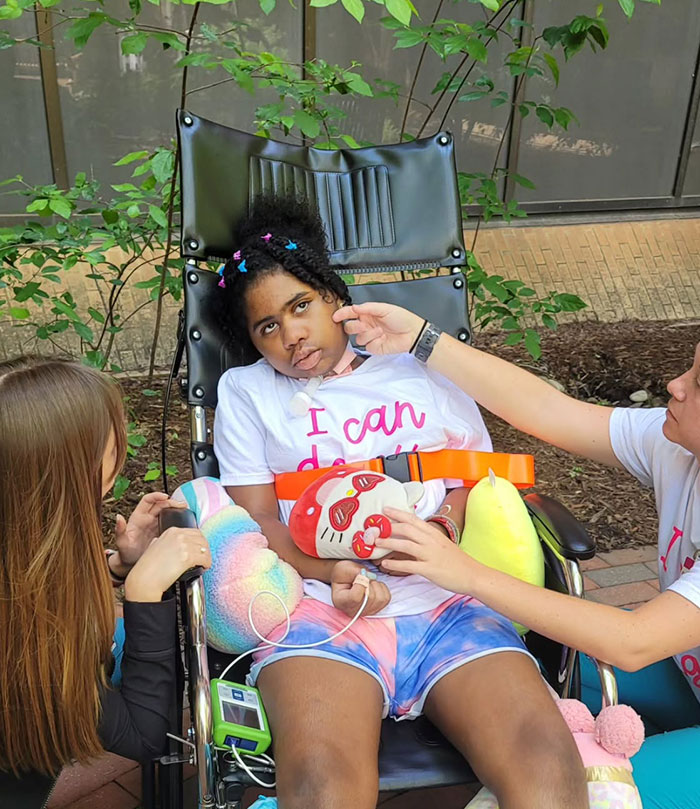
[217,195,351,362]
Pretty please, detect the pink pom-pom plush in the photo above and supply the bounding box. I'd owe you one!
[557,699,595,733]
[595,705,645,758]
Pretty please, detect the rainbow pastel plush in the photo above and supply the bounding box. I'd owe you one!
[174,477,303,653]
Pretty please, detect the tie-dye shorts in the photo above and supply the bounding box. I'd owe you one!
[248,594,535,719]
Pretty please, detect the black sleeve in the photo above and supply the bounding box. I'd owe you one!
[97,596,178,761]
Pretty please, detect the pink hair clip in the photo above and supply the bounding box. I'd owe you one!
[261,233,272,243]
[233,250,241,261]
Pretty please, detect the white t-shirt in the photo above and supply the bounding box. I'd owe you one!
[214,353,492,617]
[609,407,700,701]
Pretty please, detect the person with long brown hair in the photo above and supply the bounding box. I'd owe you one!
[0,356,211,807]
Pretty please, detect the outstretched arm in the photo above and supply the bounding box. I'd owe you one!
[334,303,620,468]
[378,508,700,672]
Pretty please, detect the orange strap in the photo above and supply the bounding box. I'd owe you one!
[274,449,534,501]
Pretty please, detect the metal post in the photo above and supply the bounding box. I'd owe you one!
[187,577,217,809]
[593,660,618,709]
[34,7,69,189]
[557,558,584,698]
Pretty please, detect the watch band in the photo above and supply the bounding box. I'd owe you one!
[426,514,460,544]
[411,322,442,364]
[105,549,127,586]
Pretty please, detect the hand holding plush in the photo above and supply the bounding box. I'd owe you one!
[289,468,424,560]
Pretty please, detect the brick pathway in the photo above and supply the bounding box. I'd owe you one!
[1,217,698,371]
[47,546,659,809]
[475,218,700,325]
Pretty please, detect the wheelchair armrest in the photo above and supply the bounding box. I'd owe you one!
[524,493,595,561]
[158,507,205,582]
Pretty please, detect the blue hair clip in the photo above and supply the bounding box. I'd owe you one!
[217,264,226,288]
[238,259,247,273]
[285,240,297,251]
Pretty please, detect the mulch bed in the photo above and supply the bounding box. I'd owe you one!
[104,318,700,553]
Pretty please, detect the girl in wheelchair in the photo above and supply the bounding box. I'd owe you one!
[206,196,589,809]
[0,357,211,806]
[336,299,700,809]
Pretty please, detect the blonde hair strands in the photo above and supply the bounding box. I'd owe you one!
[0,357,126,775]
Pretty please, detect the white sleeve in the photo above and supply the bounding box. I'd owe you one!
[425,365,493,453]
[609,408,669,488]
[425,365,492,488]
[213,370,274,487]
[667,564,700,612]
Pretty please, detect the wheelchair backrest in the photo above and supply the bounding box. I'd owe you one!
[176,111,472,477]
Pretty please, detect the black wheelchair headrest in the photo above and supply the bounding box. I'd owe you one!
[177,111,466,270]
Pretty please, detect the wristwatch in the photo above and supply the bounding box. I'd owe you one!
[411,322,442,364]
[426,514,460,544]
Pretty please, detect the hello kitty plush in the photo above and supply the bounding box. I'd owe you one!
[289,468,424,560]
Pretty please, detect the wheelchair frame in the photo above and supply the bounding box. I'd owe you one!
[152,111,619,809]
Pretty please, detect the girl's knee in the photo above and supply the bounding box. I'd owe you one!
[276,743,378,809]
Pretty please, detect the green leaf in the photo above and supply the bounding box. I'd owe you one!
[26,198,50,214]
[340,0,364,23]
[102,209,119,225]
[459,90,488,102]
[554,292,587,312]
[511,173,535,189]
[51,298,80,321]
[142,388,160,397]
[149,32,187,51]
[48,197,72,219]
[293,108,321,138]
[259,0,276,13]
[478,0,499,10]
[504,332,523,346]
[617,0,634,17]
[385,0,412,26]
[114,150,149,166]
[73,321,94,342]
[121,32,148,55]
[345,72,373,97]
[144,468,161,481]
[113,474,130,500]
[542,52,559,86]
[88,307,105,323]
[542,313,557,330]
[9,307,30,319]
[465,37,488,63]
[524,329,541,359]
[148,204,168,228]
[535,105,554,127]
[310,0,337,7]
[67,13,106,49]
[394,28,426,49]
[151,150,173,184]
[128,432,147,448]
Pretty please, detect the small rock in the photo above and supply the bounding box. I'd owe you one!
[629,390,649,403]
[543,377,567,393]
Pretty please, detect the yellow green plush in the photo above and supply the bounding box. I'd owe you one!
[460,472,544,634]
